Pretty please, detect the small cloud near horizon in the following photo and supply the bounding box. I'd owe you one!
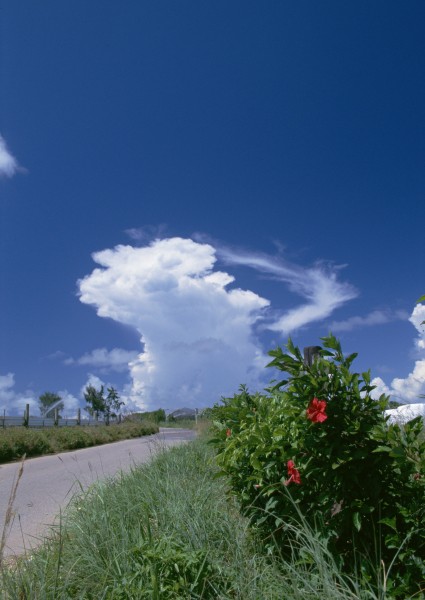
[371,303,425,404]
[0,372,80,416]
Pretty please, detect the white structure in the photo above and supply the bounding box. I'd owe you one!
[384,402,425,425]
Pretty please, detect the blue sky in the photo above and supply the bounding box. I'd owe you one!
[1,1,424,416]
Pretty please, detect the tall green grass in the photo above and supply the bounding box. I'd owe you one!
[0,434,392,599]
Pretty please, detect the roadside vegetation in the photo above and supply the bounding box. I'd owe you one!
[3,425,423,599]
[0,434,389,600]
[1,313,424,597]
[210,335,425,600]
[0,421,158,464]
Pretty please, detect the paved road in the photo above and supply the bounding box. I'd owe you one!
[0,428,196,558]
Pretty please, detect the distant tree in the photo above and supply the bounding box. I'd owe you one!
[39,392,64,418]
[128,408,166,424]
[83,385,124,424]
[104,386,124,425]
[84,384,106,418]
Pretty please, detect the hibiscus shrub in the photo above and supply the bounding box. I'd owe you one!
[210,335,425,598]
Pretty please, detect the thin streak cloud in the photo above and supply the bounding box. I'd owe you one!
[329,309,408,333]
[217,245,357,334]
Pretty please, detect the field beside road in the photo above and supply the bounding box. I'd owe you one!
[0,421,159,464]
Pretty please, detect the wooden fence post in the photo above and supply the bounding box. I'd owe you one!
[54,408,59,426]
[303,346,321,367]
[77,408,81,425]
[24,403,30,427]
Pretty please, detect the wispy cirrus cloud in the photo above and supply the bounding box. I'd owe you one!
[65,347,139,372]
[217,245,357,334]
[0,134,19,178]
[329,309,408,333]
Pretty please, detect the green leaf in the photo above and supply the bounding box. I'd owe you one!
[352,512,362,532]
[389,447,405,458]
[379,517,398,532]
[265,497,278,512]
[251,457,263,470]
[372,445,392,453]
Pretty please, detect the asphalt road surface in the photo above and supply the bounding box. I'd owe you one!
[0,428,196,558]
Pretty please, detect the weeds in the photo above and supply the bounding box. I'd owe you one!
[0,455,25,569]
[0,435,402,599]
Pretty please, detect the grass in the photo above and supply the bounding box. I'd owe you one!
[0,431,393,599]
[0,421,159,464]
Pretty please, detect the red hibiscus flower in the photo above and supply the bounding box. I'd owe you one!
[284,460,301,486]
[226,428,232,437]
[306,397,328,423]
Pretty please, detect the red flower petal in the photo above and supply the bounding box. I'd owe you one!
[306,397,328,422]
[286,460,301,485]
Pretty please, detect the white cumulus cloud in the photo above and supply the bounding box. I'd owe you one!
[0,373,17,406]
[409,303,425,351]
[0,373,38,415]
[78,237,359,411]
[0,134,19,178]
[372,303,425,405]
[78,238,271,411]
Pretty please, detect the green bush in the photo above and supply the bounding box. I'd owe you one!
[0,428,53,460]
[210,335,425,599]
[47,427,94,451]
[0,422,158,463]
[125,409,166,424]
